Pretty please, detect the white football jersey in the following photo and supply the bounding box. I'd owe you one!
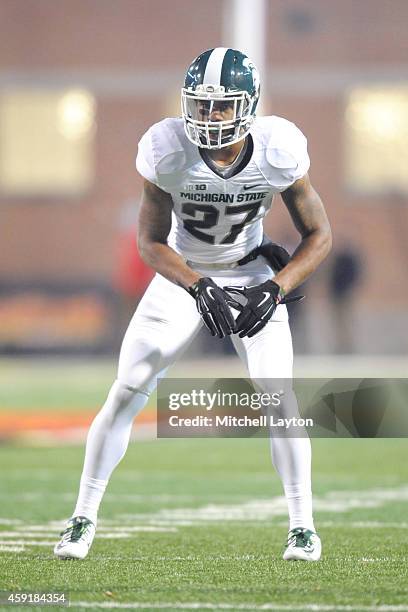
[136,116,310,264]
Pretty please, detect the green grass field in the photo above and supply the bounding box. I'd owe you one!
[1,358,408,611]
[1,439,408,611]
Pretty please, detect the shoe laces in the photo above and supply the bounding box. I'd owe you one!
[288,527,311,548]
[60,517,93,543]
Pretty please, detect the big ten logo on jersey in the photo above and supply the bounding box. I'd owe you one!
[183,184,207,191]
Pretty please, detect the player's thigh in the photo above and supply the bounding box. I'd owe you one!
[232,321,295,423]
[208,259,292,380]
[117,274,202,390]
[231,319,293,380]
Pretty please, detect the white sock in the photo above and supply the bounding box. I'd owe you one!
[270,436,315,532]
[72,380,149,524]
[284,483,315,532]
[73,477,107,525]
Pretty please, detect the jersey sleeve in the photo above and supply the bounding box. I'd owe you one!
[135,128,158,185]
[265,119,310,191]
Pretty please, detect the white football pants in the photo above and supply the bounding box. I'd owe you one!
[74,258,314,531]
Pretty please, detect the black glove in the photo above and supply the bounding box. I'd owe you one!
[188,278,240,338]
[223,279,281,338]
[224,280,304,339]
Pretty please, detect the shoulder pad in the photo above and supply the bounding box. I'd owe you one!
[252,116,310,190]
[136,118,199,189]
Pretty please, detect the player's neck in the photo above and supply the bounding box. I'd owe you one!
[206,137,246,167]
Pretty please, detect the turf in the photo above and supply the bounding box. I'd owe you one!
[0,359,116,411]
[1,438,408,611]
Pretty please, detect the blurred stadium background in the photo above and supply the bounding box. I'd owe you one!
[0,0,407,445]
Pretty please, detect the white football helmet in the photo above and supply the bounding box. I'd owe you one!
[181,47,260,149]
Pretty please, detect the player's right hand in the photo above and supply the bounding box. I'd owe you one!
[188,278,241,338]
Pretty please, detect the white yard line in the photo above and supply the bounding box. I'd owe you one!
[0,527,177,538]
[0,539,54,546]
[0,518,22,525]
[9,521,400,535]
[112,485,408,524]
[73,602,408,611]
[3,484,408,518]
[0,492,198,501]
[97,526,178,533]
[1,485,408,554]
[0,532,53,538]
[316,521,408,529]
[0,545,24,552]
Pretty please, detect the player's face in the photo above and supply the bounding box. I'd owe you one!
[196,100,235,123]
[195,100,236,146]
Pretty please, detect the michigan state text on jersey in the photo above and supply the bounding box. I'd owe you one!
[137,115,309,265]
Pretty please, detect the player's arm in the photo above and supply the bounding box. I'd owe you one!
[273,173,332,294]
[138,179,238,338]
[224,173,331,338]
[137,179,202,289]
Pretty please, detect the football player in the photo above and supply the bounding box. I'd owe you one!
[54,47,331,562]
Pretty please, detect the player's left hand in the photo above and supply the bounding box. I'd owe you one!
[224,281,305,338]
[223,279,282,338]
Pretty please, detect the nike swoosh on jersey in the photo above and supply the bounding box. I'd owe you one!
[243,184,263,191]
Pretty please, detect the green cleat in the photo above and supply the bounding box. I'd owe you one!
[283,527,321,561]
[54,516,95,560]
